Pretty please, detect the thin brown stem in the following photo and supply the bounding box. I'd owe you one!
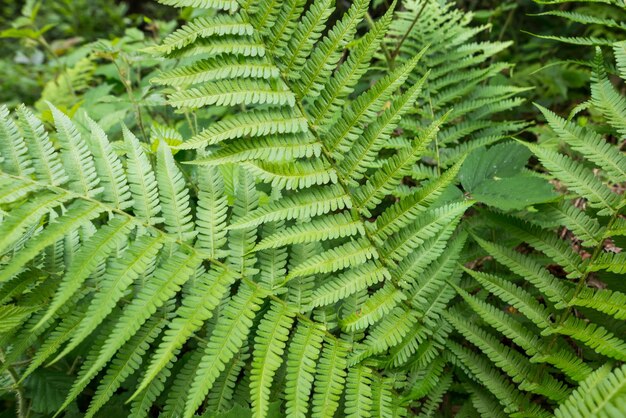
[390,0,428,66]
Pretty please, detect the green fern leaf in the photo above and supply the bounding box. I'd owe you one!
[16,105,67,186]
[156,142,195,241]
[177,110,307,149]
[156,0,239,11]
[524,143,620,213]
[536,104,626,182]
[0,105,32,177]
[284,322,325,418]
[131,267,235,400]
[157,15,253,54]
[254,212,363,251]
[84,115,132,209]
[345,364,374,418]
[184,285,266,418]
[554,364,626,418]
[250,302,295,418]
[287,238,377,280]
[49,104,101,197]
[123,127,162,225]
[311,337,349,418]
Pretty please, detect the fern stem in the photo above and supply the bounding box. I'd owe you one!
[389,0,428,68]
[37,35,76,99]
[113,59,148,142]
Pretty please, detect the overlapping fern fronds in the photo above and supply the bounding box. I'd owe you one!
[445,33,626,418]
[384,0,528,171]
[6,0,624,417]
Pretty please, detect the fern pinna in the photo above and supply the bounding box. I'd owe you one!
[0,0,625,417]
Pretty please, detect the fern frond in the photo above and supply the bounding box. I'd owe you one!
[481,213,586,279]
[35,216,134,330]
[204,347,248,414]
[463,267,552,329]
[156,0,239,11]
[59,250,201,415]
[195,165,228,258]
[614,40,626,79]
[569,286,626,320]
[345,364,374,418]
[191,133,320,165]
[184,285,266,418]
[157,15,253,54]
[524,143,620,214]
[0,105,32,177]
[279,0,334,79]
[15,105,67,186]
[294,0,368,98]
[311,337,349,418]
[454,282,592,381]
[446,308,570,401]
[250,302,295,418]
[535,104,626,182]
[374,158,465,239]
[153,56,279,87]
[84,116,132,209]
[341,283,406,332]
[447,341,547,417]
[55,234,164,363]
[243,159,337,190]
[284,322,324,418]
[339,75,428,184]
[255,212,363,251]
[227,166,259,276]
[554,364,626,418]
[381,202,471,263]
[542,316,626,361]
[229,184,350,229]
[49,104,101,197]
[168,79,296,109]
[287,238,377,280]
[156,142,195,241]
[589,252,626,274]
[0,200,104,282]
[324,54,421,155]
[591,49,626,137]
[84,316,167,418]
[0,190,72,255]
[307,261,389,310]
[532,10,626,30]
[356,306,419,362]
[308,5,395,128]
[178,110,307,149]
[353,117,446,213]
[123,127,162,225]
[531,201,605,247]
[131,267,235,400]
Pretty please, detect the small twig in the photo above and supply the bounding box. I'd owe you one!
[114,59,148,142]
[390,0,428,66]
